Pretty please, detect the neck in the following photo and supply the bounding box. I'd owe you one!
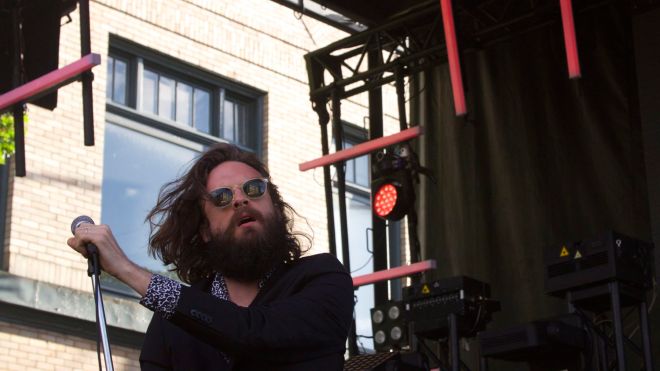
[224,277,259,307]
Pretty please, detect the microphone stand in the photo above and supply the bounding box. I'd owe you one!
[87,245,114,371]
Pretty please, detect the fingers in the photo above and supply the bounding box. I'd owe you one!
[67,237,89,258]
[67,224,105,258]
[68,224,128,277]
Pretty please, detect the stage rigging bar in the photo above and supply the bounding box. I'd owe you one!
[0,54,101,112]
[299,126,423,171]
[352,259,436,288]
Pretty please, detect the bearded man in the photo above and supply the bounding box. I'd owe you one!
[68,143,354,370]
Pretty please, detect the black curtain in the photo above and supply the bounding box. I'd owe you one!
[411,1,656,369]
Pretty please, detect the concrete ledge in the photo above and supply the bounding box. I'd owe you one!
[0,271,151,348]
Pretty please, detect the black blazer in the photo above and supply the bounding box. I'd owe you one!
[140,253,354,370]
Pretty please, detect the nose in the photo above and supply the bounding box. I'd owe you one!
[232,188,249,209]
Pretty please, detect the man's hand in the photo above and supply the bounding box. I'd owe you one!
[67,224,153,296]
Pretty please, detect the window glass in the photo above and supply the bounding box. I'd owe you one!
[158,76,175,120]
[223,98,252,147]
[176,82,193,126]
[222,99,236,141]
[344,143,355,184]
[113,58,128,105]
[354,154,369,187]
[142,69,158,114]
[340,139,370,188]
[194,88,210,134]
[236,103,248,146]
[106,57,114,99]
[106,56,127,105]
[101,123,198,273]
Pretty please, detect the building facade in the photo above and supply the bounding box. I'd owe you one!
[0,0,403,368]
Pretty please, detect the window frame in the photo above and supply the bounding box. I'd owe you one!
[333,122,371,196]
[108,35,265,155]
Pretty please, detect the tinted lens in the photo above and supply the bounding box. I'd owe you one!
[210,187,233,207]
[243,178,267,198]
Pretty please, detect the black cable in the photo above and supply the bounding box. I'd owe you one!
[351,255,373,274]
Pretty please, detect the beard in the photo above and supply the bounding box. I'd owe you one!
[203,207,292,282]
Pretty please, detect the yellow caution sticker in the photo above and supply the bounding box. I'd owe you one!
[560,246,570,257]
[421,284,430,295]
[574,250,582,259]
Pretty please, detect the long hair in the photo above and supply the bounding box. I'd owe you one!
[146,143,306,284]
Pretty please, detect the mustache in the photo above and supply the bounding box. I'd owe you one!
[228,206,264,227]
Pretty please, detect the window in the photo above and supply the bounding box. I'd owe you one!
[101,122,199,273]
[106,55,128,105]
[344,141,370,188]
[333,124,374,351]
[102,37,264,293]
[138,66,211,134]
[105,36,263,153]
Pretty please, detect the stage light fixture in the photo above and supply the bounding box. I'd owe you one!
[371,146,415,221]
[370,301,409,353]
[372,309,385,324]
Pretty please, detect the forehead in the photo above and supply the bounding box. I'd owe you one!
[207,161,262,191]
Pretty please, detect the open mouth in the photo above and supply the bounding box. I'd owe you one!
[237,215,256,227]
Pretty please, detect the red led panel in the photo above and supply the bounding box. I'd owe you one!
[374,184,398,217]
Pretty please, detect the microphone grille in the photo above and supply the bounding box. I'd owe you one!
[71,215,95,235]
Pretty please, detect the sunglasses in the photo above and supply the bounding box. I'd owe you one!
[208,178,269,208]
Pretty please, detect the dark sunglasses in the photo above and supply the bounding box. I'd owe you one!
[208,178,269,208]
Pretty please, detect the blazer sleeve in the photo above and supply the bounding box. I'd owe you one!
[168,254,354,361]
[140,306,234,370]
[140,314,172,370]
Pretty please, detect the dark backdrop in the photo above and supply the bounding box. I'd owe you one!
[410,1,658,369]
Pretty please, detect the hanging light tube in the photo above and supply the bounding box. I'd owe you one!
[560,0,581,78]
[440,0,467,116]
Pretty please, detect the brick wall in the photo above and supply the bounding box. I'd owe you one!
[5,0,401,285]
[0,321,139,371]
[1,0,402,367]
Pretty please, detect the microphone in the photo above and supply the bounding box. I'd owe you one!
[71,215,99,270]
[71,215,95,235]
[71,216,115,369]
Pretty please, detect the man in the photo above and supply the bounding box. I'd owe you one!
[68,143,354,370]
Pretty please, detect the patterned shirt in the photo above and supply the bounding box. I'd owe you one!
[140,271,273,319]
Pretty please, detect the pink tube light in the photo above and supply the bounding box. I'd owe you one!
[440,0,467,116]
[352,259,437,288]
[560,0,581,78]
[299,126,423,172]
[0,53,101,111]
